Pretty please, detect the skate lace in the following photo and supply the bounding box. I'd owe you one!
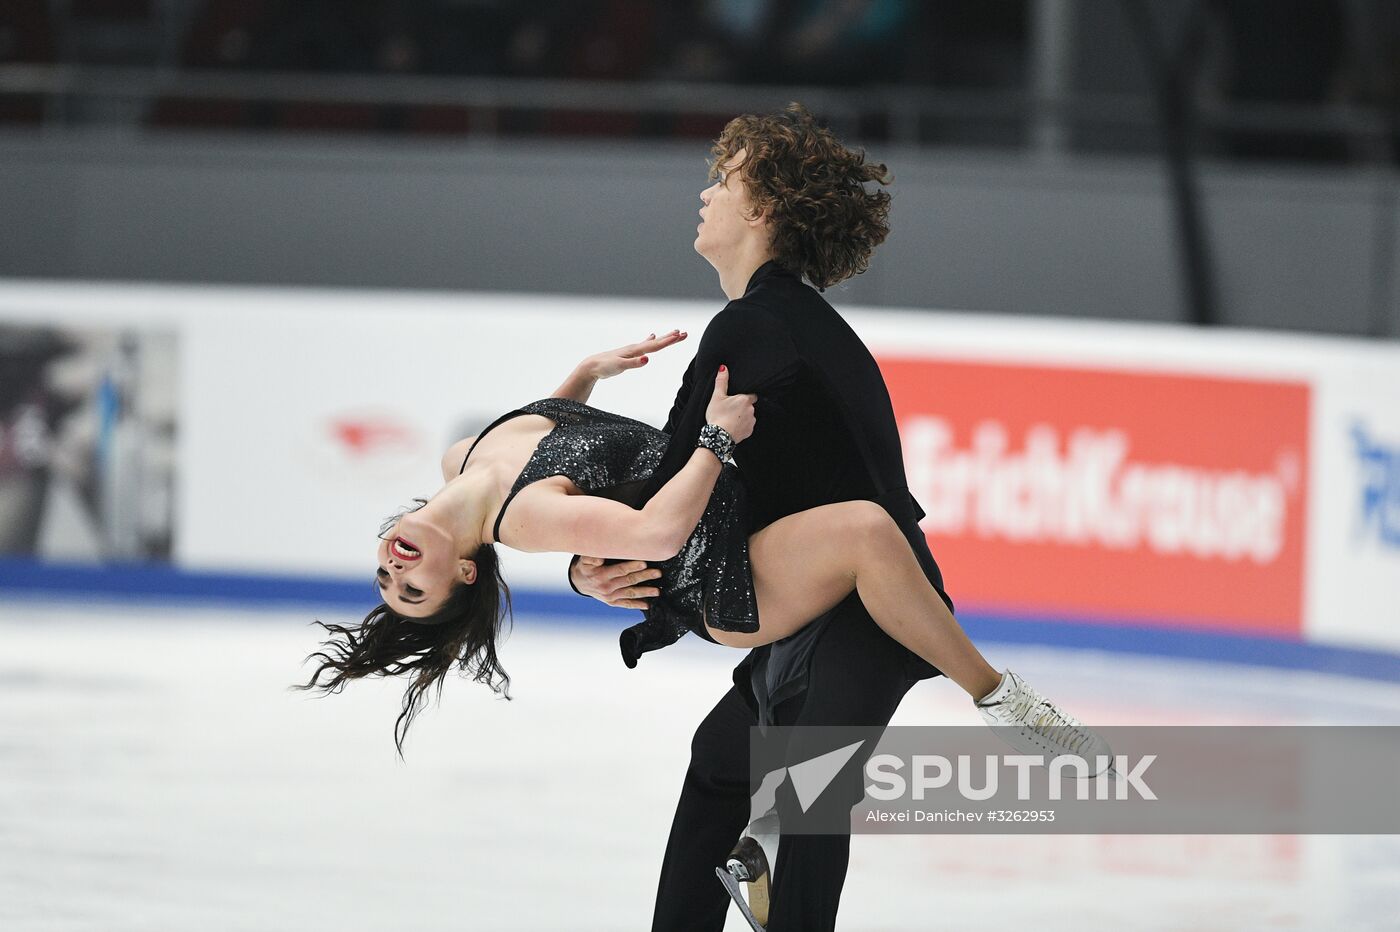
[1005,687,1096,756]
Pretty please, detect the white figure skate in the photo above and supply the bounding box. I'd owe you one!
[975,670,1114,776]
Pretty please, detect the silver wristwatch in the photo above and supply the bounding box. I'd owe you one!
[697,423,735,462]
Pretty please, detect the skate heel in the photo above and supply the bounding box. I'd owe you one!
[717,828,776,931]
[725,835,770,924]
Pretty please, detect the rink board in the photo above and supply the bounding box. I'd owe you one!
[0,279,1397,665]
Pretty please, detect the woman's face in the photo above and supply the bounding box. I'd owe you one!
[376,510,473,618]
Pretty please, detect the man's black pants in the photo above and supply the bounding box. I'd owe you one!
[650,594,924,932]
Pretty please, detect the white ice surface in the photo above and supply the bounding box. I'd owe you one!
[2,601,1399,931]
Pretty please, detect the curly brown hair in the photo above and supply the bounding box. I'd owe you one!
[710,102,892,290]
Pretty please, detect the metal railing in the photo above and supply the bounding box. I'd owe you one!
[0,63,1394,159]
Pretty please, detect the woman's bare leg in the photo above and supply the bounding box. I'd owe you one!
[705,500,1003,701]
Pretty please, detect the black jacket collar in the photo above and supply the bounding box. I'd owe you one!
[744,259,797,295]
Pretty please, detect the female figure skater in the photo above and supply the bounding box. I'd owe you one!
[296,329,1108,771]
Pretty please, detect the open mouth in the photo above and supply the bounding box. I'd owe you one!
[391,537,421,561]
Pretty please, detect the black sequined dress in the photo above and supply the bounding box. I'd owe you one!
[459,397,758,666]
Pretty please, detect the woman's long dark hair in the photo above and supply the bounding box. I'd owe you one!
[291,544,513,759]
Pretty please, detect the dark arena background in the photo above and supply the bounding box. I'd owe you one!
[2,3,1398,930]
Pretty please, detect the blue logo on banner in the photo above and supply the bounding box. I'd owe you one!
[1351,422,1400,549]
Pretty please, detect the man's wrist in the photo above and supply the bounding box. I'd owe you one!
[567,554,587,597]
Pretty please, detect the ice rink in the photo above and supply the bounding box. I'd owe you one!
[4,600,1400,932]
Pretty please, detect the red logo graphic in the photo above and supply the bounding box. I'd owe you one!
[880,358,1310,636]
[327,416,420,457]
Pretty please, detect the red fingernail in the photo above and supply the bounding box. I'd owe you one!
[720,364,727,372]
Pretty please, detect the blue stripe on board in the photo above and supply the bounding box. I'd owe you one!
[0,558,623,620]
[0,558,381,608]
[958,614,1400,683]
[2,558,1399,683]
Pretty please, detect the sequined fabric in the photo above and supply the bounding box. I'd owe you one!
[491,398,760,667]
[501,398,665,508]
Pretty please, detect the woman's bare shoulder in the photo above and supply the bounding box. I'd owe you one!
[440,436,477,482]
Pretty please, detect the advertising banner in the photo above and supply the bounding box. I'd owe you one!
[1305,350,1400,651]
[882,358,1310,635]
[0,322,177,564]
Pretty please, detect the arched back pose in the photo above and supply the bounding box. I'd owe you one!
[297,103,1112,932]
[296,332,1106,769]
[556,103,1112,932]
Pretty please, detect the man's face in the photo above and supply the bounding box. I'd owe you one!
[695,148,763,263]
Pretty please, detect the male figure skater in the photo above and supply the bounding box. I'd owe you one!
[570,103,952,931]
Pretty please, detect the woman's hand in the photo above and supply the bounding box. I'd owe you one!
[705,365,756,442]
[582,330,688,381]
[554,330,688,403]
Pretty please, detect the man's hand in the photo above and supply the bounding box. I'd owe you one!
[571,556,663,609]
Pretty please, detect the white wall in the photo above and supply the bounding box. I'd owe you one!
[1,280,1396,653]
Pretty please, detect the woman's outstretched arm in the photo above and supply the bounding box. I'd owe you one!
[551,330,689,403]
[568,311,794,601]
[505,366,753,561]
[503,446,724,560]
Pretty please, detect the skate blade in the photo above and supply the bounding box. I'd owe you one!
[715,867,766,931]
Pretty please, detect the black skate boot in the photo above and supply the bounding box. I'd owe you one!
[715,812,778,931]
